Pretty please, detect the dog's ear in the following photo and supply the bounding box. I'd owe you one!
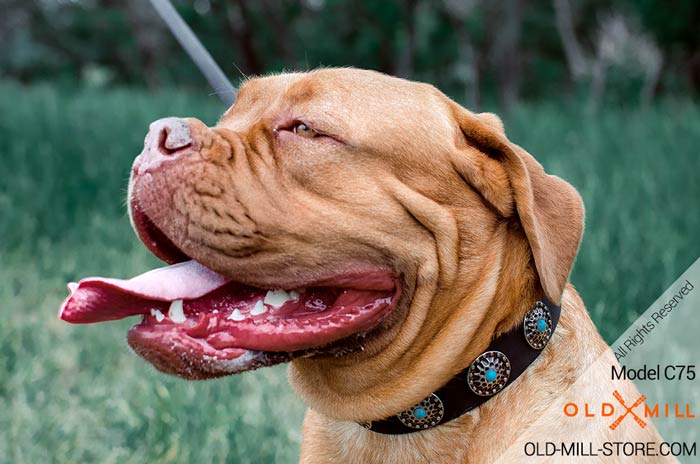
[449,104,584,304]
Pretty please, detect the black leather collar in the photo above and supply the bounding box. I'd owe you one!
[358,296,561,434]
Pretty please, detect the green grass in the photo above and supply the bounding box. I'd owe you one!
[1,81,698,463]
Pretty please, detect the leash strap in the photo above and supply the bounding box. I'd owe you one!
[148,0,237,106]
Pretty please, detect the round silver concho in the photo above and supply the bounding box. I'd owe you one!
[523,300,553,350]
[397,393,445,430]
[467,350,511,397]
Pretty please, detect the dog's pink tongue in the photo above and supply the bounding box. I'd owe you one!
[59,260,230,324]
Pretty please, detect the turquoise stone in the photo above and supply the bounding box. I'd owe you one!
[484,368,498,382]
[536,318,547,332]
[413,407,427,419]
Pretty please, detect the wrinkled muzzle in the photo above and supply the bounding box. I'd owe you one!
[59,116,400,380]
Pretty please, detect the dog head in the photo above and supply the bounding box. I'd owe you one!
[61,68,583,421]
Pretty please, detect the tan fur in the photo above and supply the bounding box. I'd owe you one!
[299,287,669,463]
[136,68,671,462]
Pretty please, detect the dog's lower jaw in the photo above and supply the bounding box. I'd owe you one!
[288,267,433,422]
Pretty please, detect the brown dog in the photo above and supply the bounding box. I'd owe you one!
[60,68,671,463]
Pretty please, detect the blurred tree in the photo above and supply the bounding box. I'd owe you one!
[110,0,168,89]
[216,0,265,75]
[554,0,589,82]
[589,13,663,106]
[395,0,419,78]
[486,0,524,110]
[440,0,482,109]
[632,0,700,94]
[0,0,697,104]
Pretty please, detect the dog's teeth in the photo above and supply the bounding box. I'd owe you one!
[168,299,186,323]
[250,300,267,316]
[150,308,165,322]
[289,290,300,300]
[227,309,246,321]
[264,289,293,307]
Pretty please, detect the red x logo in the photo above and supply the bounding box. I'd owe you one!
[609,390,647,430]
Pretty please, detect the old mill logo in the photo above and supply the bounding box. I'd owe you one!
[609,391,647,430]
[564,390,697,429]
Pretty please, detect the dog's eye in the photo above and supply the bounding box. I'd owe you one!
[292,123,317,138]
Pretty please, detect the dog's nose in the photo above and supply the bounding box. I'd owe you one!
[148,118,192,156]
[154,117,193,154]
[137,117,193,171]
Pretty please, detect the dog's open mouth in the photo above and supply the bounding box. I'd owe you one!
[58,203,400,379]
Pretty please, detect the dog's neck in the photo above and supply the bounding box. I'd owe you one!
[289,221,547,424]
[327,221,558,433]
[357,222,562,433]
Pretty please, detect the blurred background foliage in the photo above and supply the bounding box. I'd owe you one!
[1,1,699,463]
[2,0,700,108]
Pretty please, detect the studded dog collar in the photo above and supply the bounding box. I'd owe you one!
[358,297,561,434]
